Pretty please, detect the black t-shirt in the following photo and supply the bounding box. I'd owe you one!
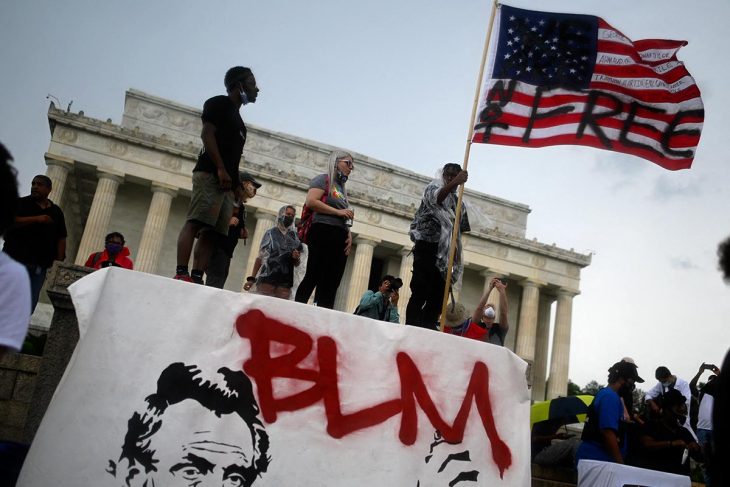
[193,95,246,185]
[3,196,67,267]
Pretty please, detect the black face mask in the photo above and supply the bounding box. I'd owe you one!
[336,170,348,184]
[618,383,634,397]
[281,215,294,227]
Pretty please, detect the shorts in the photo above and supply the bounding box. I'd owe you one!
[187,171,234,235]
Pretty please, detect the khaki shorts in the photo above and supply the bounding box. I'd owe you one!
[187,171,234,235]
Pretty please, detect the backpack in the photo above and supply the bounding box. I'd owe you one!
[297,175,329,244]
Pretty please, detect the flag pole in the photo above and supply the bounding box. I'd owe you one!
[438,0,499,332]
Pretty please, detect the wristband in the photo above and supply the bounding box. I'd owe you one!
[246,276,256,282]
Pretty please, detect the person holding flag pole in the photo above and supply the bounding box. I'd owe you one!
[435,0,499,332]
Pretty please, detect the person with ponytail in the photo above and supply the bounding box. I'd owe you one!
[294,150,354,308]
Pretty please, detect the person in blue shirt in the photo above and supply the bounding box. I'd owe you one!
[576,360,643,465]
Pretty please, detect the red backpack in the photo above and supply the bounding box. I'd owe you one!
[297,175,329,244]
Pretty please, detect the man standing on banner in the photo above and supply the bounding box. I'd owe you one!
[206,172,261,289]
[2,174,66,313]
[406,163,469,330]
[174,66,259,284]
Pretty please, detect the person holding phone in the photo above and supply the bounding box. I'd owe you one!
[354,275,402,323]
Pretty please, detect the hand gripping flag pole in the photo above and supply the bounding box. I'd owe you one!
[438,0,499,332]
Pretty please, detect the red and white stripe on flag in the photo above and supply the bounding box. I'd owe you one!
[472,4,704,170]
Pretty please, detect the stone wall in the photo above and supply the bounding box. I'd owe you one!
[0,353,41,442]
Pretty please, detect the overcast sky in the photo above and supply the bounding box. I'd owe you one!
[2,0,728,390]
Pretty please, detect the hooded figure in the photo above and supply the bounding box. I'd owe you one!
[244,204,302,299]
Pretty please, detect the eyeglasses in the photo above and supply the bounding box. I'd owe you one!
[338,159,354,169]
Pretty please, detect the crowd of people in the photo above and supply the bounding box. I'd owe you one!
[529,357,728,485]
[2,65,730,484]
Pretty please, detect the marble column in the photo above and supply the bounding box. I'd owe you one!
[515,280,541,362]
[74,171,124,265]
[547,290,576,399]
[344,236,380,313]
[135,184,177,274]
[396,248,414,323]
[333,255,355,311]
[44,154,73,208]
[532,295,555,402]
[241,211,277,291]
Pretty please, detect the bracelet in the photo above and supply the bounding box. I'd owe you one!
[246,276,256,282]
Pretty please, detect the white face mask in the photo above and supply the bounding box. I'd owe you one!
[239,88,250,106]
[483,307,496,319]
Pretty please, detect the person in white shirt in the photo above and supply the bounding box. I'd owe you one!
[645,366,695,438]
[0,142,31,355]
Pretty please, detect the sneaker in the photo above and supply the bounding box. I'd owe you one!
[173,273,193,282]
[191,275,204,285]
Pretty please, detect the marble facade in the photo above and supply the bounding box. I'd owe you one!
[42,89,591,400]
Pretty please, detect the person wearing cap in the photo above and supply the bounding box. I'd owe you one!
[576,361,643,465]
[645,366,693,433]
[635,388,703,475]
[243,204,302,299]
[174,66,259,284]
[206,172,260,289]
[354,275,403,323]
[442,277,509,346]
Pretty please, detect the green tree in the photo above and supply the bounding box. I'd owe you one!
[582,380,603,396]
[567,379,581,396]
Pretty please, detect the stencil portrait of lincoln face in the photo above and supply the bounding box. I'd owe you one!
[107,363,270,487]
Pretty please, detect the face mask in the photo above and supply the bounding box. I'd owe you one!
[106,243,123,255]
[336,170,348,184]
[281,215,294,227]
[661,381,672,388]
[239,84,250,106]
[483,307,496,319]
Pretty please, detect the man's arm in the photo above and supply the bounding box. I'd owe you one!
[13,215,53,227]
[200,121,232,191]
[436,171,468,204]
[495,280,509,331]
[690,364,705,397]
[471,279,495,323]
[600,429,624,464]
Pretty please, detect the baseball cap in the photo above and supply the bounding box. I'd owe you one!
[240,172,262,188]
[610,361,645,383]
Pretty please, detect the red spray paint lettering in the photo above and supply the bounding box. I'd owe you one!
[235,309,512,477]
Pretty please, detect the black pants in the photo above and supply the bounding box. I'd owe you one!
[405,240,445,330]
[295,223,348,309]
[205,246,231,289]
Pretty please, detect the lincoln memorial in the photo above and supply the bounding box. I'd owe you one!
[41,89,591,401]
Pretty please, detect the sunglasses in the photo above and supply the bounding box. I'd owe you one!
[338,159,354,169]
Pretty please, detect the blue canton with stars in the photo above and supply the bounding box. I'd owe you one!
[492,5,599,90]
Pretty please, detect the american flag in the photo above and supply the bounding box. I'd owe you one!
[472,4,704,170]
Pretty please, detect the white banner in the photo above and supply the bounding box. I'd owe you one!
[19,268,530,486]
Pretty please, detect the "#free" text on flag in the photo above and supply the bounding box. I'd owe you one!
[472,4,704,170]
